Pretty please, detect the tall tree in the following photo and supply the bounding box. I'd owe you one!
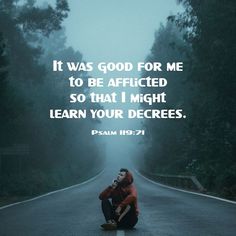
[168,0,236,196]
[0,0,103,199]
[139,21,191,174]
[140,0,236,198]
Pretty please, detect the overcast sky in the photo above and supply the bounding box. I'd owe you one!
[63,0,183,64]
[38,0,183,167]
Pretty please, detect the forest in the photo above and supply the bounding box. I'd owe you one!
[138,0,236,199]
[0,0,103,205]
[0,0,235,205]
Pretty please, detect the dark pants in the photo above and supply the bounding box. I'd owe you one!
[101,199,138,229]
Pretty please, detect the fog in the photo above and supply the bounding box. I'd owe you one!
[2,0,234,203]
[63,0,182,170]
[37,0,183,170]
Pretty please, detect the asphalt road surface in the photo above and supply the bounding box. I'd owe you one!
[0,169,236,236]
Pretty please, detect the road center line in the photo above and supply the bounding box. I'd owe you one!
[117,230,125,236]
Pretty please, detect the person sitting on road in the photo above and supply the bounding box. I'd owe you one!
[99,168,139,230]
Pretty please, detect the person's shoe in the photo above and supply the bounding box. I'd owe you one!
[100,221,117,230]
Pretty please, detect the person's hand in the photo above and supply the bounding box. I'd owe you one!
[111,179,118,189]
[115,206,122,215]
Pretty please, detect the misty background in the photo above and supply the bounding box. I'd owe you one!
[62,0,183,167]
[0,0,235,206]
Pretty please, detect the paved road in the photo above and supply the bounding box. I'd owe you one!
[0,169,236,236]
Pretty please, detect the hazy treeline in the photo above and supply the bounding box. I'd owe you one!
[0,0,103,200]
[139,0,236,199]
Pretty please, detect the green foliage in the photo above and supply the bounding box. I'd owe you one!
[0,32,8,91]
[0,0,103,200]
[139,1,236,199]
[17,0,69,36]
[138,20,191,175]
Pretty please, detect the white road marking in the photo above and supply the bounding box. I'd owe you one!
[0,170,104,210]
[135,169,236,205]
[117,230,125,236]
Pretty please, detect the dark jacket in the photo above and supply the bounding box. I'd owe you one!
[99,171,139,216]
